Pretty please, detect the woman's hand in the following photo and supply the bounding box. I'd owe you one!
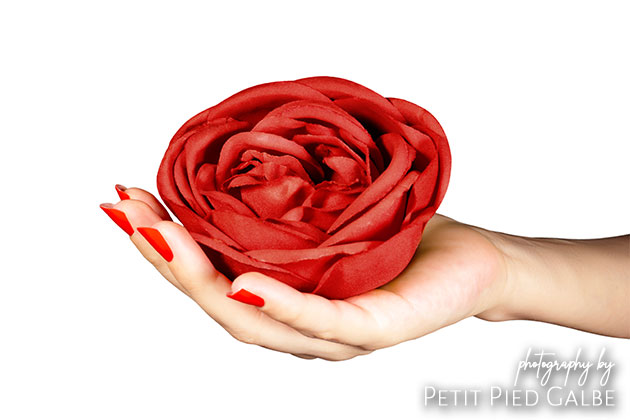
[101,185,629,360]
[101,185,512,360]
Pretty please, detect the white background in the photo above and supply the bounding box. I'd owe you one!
[1,1,628,419]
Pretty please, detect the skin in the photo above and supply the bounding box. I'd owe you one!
[105,187,630,361]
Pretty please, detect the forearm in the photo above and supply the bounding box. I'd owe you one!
[483,230,630,338]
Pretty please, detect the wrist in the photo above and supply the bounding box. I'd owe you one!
[467,227,528,322]
[482,232,551,322]
[474,227,630,337]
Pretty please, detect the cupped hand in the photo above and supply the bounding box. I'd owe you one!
[101,185,509,361]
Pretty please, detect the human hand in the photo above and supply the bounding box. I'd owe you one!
[101,185,629,360]
[101,185,511,360]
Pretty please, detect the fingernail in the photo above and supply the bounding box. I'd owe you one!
[137,227,173,262]
[226,289,265,307]
[115,184,130,200]
[100,203,134,235]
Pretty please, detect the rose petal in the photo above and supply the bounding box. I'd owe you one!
[240,175,314,219]
[184,118,250,167]
[304,122,337,137]
[258,100,385,170]
[245,241,377,264]
[265,218,330,243]
[303,187,358,211]
[334,97,437,165]
[210,210,319,250]
[250,115,306,137]
[174,152,209,216]
[234,161,288,181]
[204,81,333,124]
[201,190,256,217]
[328,133,415,233]
[281,206,342,232]
[185,119,251,214]
[241,150,312,181]
[158,130,241,250]
[313,209,436,299]
[256,100,372,146]
[323,155,366,185]
[293,134,371,180]
[389,97,451,208]
[245,241,380,282]
[321,171,420,247]
[195,163,217,192]
[297,76,406,122]
[403,158,439,225]
[224,174,261,189]
[159,201,244,250]
[215,131,323,187]
[191,233,314,291]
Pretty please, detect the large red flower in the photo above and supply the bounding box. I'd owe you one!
[157,77,450,299]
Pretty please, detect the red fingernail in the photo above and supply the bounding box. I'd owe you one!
[226,289,265,307]
[115,184,130,200]
[100,203,134,235]
[137,227,173,262]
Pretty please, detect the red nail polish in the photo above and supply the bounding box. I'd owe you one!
[115,184,130,200]
[137,227,173,262]
[226,289,265,307]
[100,203,134,235]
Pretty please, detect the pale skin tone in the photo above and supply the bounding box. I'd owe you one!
[104,187,630,360]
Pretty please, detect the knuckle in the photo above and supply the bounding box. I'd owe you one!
[117,198,153,216]
[152,220,179,232]
[229,329,259,345]
[283,306,307,326]
[144,251,167,269]
[178,277,204,296]
[227,312,266,345]
[360,330,395,351]
[365,330,389,349]
[315,328,338,342]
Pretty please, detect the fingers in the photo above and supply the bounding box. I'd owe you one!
[137,222,369,360]
[145,220,229,299]
[229,272,393,349]
[101,198,188,295]
[226,312,371,361]
[102,184,374,360]
[115,184,172,221]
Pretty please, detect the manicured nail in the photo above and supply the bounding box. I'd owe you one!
[137,227,173,262]
[100,203,134,235]
[226,289,265,307]
[115,184,130,200]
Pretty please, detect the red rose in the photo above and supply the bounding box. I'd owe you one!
[157,77,450,299]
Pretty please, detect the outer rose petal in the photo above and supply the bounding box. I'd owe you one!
[191,233,314,291]
[313,209,435,299]
[209,211,320,250]
[388,97,451,208]
[296,76,405,121]
[244,241,379,286]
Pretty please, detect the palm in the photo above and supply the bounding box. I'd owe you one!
[346,214,506,347]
